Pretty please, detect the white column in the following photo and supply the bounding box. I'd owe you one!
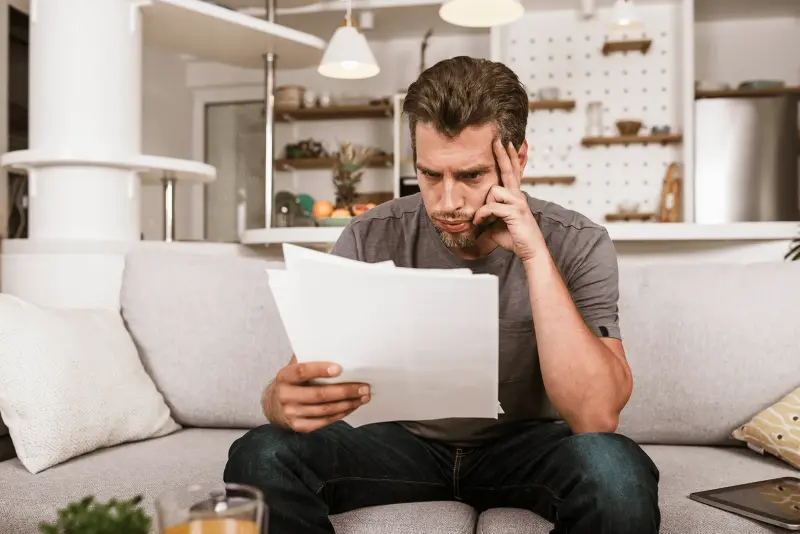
[27,0,142,240]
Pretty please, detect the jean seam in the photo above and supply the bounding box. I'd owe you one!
[453,449,464,500]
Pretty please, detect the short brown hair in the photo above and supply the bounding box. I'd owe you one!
[403,56,528,157]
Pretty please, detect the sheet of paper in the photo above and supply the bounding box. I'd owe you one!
[278,243,499,427]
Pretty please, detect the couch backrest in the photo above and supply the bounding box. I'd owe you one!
[616,261,800,445]
[120,248,292,429]
[121,249,800,446]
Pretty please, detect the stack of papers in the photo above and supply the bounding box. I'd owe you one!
[266,244,502,428]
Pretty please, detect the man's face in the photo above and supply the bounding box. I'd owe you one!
[415,122,527,250]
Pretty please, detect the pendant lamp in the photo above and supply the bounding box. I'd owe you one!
[439,0,524,28]
[318,0,379,79]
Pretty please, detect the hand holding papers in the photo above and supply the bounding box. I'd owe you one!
[267,244,501,428]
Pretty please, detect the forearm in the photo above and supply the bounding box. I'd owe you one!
[524,255,631,433]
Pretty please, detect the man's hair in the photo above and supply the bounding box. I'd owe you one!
[403,56,528,157]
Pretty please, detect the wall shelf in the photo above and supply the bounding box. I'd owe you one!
[276,154,394,171]
[695,86,800,99]
[581,134,683,147]
[605,212,656,222]
[521,175,576,185]
[601,39,652,56]
[141,0,326,69]
[528,100,576,111]
[275,104,393,122]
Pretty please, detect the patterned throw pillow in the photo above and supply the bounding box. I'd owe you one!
[732,387,800,470]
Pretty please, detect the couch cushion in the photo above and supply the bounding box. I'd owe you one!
[120,249,292,428]
[0,427,475,534]
[0,429,246,534]
[615,262,800,445]
[331,502,477,534]
[476,444,798,534]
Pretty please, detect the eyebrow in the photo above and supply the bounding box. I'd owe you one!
[416,163,493,175]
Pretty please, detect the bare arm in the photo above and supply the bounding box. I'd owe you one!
[523,236,632,434]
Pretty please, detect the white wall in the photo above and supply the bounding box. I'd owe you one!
[695,16,800,84]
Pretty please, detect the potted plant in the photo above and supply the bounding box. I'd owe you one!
[39,495,152,534]
[332,141,374,215]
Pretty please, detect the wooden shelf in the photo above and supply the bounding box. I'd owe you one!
[528,100,576,111]
[521,176,576,185]
[696,86,800,99]
[141,0,325,69]
[276,154,393,171]
[605,212,656,222]
[581,134,683,147]
[275,104,393,122]
[602,39,652,56]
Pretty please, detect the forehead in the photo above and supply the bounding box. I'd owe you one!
[415,122,496,168]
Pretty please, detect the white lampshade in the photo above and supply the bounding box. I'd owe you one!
[318,25,379,79]
[439,0,524,28]
[612,0,641,27]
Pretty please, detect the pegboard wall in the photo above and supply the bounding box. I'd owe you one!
[501,4,684,223]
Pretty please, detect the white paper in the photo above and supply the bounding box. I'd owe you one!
[271,244,500,427]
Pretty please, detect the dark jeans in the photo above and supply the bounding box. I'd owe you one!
[223,421,660,534]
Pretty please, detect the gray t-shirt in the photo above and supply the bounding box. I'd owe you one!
[331,192,621,445]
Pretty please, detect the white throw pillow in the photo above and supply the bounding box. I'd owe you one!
[0,294,180,473]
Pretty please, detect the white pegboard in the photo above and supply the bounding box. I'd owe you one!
[501,4,684,223]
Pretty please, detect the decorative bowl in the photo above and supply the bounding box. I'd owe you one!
[616,120,643,136]
[316,217,352,227]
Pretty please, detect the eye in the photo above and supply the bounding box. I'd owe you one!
[461,171,483,180]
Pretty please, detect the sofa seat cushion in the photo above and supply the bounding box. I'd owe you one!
[477,444,798,534]
[0,427,475,534]
[331,502,477,534]
[0,429,247,534]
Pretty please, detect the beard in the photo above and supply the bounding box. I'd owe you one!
[431,210,477,249]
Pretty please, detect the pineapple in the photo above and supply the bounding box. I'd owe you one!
[332,141,374,214]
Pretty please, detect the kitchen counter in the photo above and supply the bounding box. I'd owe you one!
[238,222,800,245]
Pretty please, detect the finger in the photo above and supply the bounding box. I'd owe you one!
[285,396,367,419]
[493,138,518,192]
[474,202,515,225]
[289,408,357,433]
[278,382,369,405]
[277,361,342,384]
[505,141,522,192]
[486,184,524,206]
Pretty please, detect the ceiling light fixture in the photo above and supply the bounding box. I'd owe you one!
[439,0,524,28]
[318,0,379,79]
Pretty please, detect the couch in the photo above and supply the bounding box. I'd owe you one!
[1,247,798,534]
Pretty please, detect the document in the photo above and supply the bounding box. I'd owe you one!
[266,244,500,428]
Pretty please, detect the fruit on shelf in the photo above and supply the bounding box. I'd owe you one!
[330,208,352,218]
[312,200,334,219]
[352,203,377,216]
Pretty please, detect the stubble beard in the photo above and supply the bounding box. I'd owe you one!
[434,224,477,249]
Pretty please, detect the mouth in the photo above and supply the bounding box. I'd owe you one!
[436,220,471,233]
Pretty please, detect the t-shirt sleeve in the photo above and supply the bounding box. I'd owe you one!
[567,229,621,339]
[330,225,361,261]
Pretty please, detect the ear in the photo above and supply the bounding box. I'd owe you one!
[517,139,529,170]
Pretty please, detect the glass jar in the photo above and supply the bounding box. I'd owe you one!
[586,101,603,137]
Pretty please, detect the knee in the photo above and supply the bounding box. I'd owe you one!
[223,424,305,486]
[566,432,660,532]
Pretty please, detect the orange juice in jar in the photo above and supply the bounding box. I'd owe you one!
[157,484,265,534]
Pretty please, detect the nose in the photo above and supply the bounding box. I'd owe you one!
[441,176,462,212]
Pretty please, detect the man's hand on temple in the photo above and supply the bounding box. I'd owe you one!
[262,356,370,432]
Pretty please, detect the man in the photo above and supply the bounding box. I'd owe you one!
[224,56,660,534]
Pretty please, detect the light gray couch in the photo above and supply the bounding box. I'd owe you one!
[1,247,798,534]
